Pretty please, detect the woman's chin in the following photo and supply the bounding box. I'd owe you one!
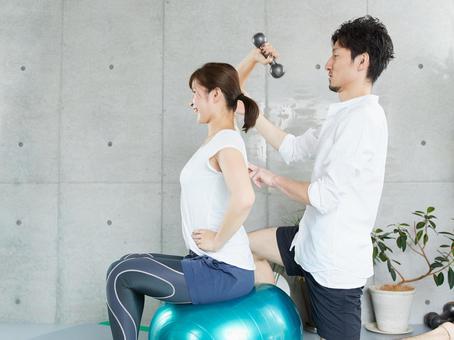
[196,115,208,125]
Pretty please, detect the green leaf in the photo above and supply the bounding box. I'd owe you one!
[416,230,423,244]
[440,245,450,248]
[433,273,439,285]
[378,242,387,252]
[402,239,407,251]
[416,222,426,229]
[390,268,397,281]
[387,260,397,281]
[429,220,436,228]
[392,259,401,265]
[435,256,446,262]
[448,267,454,289]
[439,231,454,236]
[374,228,383,233]
[372,247,378,259]
[396,237,402,249]
[400,223,410,226]
[427,207,435,213]
[436,272,444,286]
[379,252,387,262]
[430,262,443,270]
[423,234,429,246]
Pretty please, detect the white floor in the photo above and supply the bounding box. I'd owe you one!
[0,322,430,340]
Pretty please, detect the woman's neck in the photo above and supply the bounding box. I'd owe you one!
[205,111,235,143]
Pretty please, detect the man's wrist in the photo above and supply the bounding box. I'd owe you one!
[271,174,279,187]
[247,49,260,64]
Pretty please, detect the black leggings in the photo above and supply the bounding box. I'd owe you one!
[106,253,191,340]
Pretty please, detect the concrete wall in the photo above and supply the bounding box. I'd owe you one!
[0,0,453,326]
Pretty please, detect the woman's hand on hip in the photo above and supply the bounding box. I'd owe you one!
[192,229,220,252]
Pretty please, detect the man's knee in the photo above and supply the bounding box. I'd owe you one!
[248,226,274,249]
[248,227,283,266]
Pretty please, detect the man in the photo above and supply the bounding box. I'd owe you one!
[237,16,394,340]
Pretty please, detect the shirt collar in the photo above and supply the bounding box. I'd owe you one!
[327,95,379,116]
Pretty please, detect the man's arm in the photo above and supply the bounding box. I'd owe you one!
[254,113,288,150]
[236,46,288,150]
[248,163,311,205]
[273,175,311,205]
[237,46,275,90]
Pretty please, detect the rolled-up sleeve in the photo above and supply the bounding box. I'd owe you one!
[308,110,376,214]
[278,127,320,165]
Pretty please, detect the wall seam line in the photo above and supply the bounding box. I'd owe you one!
[160,0,166,253]
[264,0,270,227]
[55,0,65,324]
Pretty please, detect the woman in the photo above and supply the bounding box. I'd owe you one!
[106,62,260,340]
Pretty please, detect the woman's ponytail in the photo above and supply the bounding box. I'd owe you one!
[237,93,259,133]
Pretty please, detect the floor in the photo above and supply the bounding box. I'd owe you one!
[0,322,430,340]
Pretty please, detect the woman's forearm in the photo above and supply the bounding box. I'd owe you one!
[214,196,254,249]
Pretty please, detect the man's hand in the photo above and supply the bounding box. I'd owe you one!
[237,43,280,96]
[248,163,277,188]
[251,43,280,65]
[192,229,220,252]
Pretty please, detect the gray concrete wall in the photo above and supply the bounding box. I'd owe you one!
[0,0,452,326]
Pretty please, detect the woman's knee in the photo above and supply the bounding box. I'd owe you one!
[106,259,122,279]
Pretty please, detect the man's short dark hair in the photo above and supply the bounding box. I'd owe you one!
[331,15,394,83]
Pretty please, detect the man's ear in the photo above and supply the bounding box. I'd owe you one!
[357,52,370,71]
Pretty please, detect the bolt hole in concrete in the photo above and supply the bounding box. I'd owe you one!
[421,140,426,146]
[315,64,321,69]
[418,63,423,69]
[107,220,112,226]
[16,220,22,226]
[109,64,114,70]
[18,142,23,147]
[20,65,25,71]
[108,141,113,147]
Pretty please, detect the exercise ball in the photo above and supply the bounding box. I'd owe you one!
[148,284,303,340]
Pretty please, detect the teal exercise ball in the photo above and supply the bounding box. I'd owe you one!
[148,284,303,340]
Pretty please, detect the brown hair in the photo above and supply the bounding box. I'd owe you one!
[189,62,259,133]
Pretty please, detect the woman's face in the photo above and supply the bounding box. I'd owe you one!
[190,80,212,124]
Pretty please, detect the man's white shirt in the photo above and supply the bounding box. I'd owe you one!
[279,94,388,289]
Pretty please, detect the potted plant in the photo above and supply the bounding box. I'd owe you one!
[370,206,454,333]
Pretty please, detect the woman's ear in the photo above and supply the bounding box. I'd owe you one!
[211,87,222,103]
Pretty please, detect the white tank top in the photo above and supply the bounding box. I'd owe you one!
[179,129,255,270]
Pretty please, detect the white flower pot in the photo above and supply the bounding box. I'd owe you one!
[369,285,416,333]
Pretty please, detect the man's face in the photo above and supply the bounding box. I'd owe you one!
[325,41,361,93]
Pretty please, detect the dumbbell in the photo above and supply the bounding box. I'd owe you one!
[424,302,454,329]
[252,32,285,78]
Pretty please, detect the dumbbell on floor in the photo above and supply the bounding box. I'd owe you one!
[424,302,454,329]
